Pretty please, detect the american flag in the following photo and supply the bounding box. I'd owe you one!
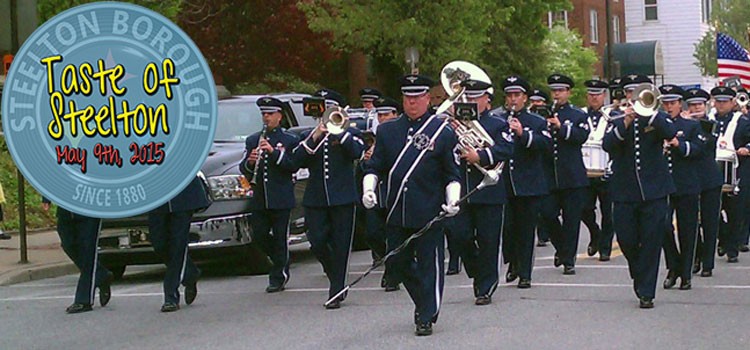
[717,32,750,89]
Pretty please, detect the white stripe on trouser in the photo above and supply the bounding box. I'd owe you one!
[434,245,441,315]
[283,214,291,284]
[89,220,103,305]
[179,245,188,286]
[489,206,505,296]
[343,207,356,288]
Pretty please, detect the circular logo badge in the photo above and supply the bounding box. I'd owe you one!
[1,2,217,218]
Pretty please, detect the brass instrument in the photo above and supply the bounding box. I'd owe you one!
[249,124,268,187]
[301,106,351,154]
[436,60,502,180]
[607,83,663,120]
[737,91,749,108]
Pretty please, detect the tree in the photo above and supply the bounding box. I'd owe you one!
[299,0,570,95]
[543,26,598,106]
[694,0,750,76]
[38,0,182,22]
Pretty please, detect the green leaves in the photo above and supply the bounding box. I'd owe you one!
[693,0,750,77]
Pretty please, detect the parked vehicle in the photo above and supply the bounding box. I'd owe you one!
[98,94,369,279]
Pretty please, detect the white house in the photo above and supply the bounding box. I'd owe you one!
[624,0,717,88]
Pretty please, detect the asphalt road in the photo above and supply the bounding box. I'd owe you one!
[1,237,749,349]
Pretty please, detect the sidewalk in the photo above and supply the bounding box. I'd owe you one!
[0,229,77,286]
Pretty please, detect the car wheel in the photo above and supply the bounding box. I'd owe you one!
[107,265,126,280]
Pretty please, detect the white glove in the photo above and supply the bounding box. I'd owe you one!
[362,174,378,209]
[442,181,461,217]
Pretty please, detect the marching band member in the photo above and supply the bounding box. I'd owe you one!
[686,88,723,277]
[293,88,367,309]
[527,89,552,248]
[449,79,513,305]
[711,87,743,263]
[41,200,112,313]
[501,75,551,288]
[658,85,702,291]
[239,97,300,293]
[581,79,615,261]
[602,74,676,308]
[363,74,460,336]
[541,74,590,275]
[362,96,401,292]
[734,111,750,254]
[147,176,212,312]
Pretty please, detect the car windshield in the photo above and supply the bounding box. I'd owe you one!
[214,101,263,142]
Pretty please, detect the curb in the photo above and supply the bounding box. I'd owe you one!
[0,262,77,286]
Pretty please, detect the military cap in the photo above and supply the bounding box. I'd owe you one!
[685,88,710,104]
[400,74,435,96]
[373,96,400,114]
[256,96,285,114]
[529,89,549,102]
[359,88,382,102]
[620,74,653,90]
[658,84,685,102]
[584,79,608,94]
[711,86,736,101]
[502,75,530,94]
[314,88,347,107]
[462,79,493,98]
[548,73,575,90]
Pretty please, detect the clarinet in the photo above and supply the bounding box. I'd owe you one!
[249,124,268,187]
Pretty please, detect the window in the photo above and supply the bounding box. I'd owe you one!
[613,15,621,43]
[589,9,599,44]
[645,0,658,21]
[548,11,568,28]
[701,0,711,23]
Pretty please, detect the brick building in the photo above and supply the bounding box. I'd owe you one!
[547,0,627,79]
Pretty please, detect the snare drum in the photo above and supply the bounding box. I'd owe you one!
[716,149,739,193]
[582,141,609,177]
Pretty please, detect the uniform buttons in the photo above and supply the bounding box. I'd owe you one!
[264,179,268,182]
[554,157,559,161]
[636,159,641,164]
[467,168,472,172]
[635,144,640,149]
[635,137,640,142]
[554,150,558,155]
[637,166,641,171]
[510,159,514,164]
[325,175,330,180]
[635,151,640,156]
[510,166,515,170]
[404,187,408,192]
[324,155,328,159]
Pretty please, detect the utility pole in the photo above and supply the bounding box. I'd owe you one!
[605,0,614,80]
[9,0,28,264]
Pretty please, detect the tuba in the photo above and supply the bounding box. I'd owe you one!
[737,91,749,108]
[436,61,502,179]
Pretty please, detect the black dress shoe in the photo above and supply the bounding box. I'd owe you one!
[380,276,388,288]
[692,262,701,274]
[739,244,749,253]
[587,244,597,257]
[638,297,654,309]
[185,281,198,305]
[598,254,610,262]
[65,303,93,314]
[517,278,531,289]
[324,299,341,310]
[160,302,180,312]
[718,246,726,257]
[99,272,113,307]
[505,269,518,283]
[475,296,491,305]
[563,266,576,275]
[700,269,712,277]
[0,232,11,240]
[663,270,678,289]
[727,256,739,263]
[384,284,400,292]
[679,279,692,290]
[536,240,547,247]
[553,255,562,267]
[265,284,285,293]
[415,322,433,336]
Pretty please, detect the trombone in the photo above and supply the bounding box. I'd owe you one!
[302,106,351,153]
[605,83,662,121]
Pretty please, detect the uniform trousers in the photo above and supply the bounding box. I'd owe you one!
[543,188,587,267]
[582,179,614,255]
[148,211,200,304]
[503,196,542,280]
[305,204,355,299]
[695,186,722,271]
[451,204,504,297]
[250,209,291,287]
[663,194,700,281]
[613,198,668,299]
[57,211,110,305]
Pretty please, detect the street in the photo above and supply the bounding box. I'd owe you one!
[1,239,749,349]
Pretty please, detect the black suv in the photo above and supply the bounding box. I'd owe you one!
[98,93,320,278]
